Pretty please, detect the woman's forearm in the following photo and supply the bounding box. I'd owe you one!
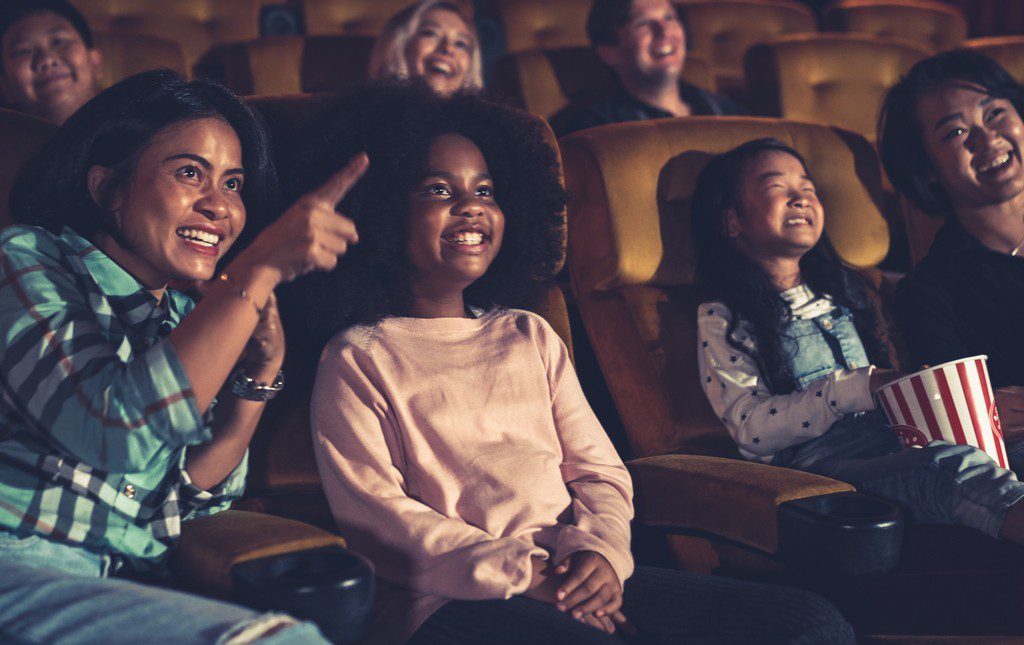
[168,262,278,414]
[183,360,278,490]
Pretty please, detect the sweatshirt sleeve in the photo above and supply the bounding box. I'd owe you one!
[533,316,635,588]
[311,334,547,601]
[696,302,876,460]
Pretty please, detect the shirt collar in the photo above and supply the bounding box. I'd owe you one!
[58,227,189,325]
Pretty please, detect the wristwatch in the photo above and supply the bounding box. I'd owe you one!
[230,368,285,401]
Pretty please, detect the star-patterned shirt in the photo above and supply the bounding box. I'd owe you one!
[0,226,246,567]
[696,285,877,462]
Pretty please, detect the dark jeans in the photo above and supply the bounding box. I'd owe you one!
[409,565,855,644]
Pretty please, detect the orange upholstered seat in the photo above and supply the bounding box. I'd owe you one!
[94,33,187,88]
[676,0,817,97]
[195,35,375,96]
[963,36,1024,84]
[745,33,929,142]
[71,0,262,69]
[822,0,968,53]
[496,0,591,53]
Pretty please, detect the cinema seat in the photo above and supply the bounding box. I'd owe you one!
[560,116,1024,640]
[497,0,591,53]
[195,35,375,96]
[235,93,573,526]
[94,33,187,89]
[822,0,967,53]
[493,46,714,119]
[0,109,55,229]
[745,33,929,142]
[963,36,1024,84]
[301,0,415,36]
[71,0,262,69]
[676,0,817,98]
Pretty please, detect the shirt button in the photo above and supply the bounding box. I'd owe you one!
[123,484,136,500]
[821,318,833,330]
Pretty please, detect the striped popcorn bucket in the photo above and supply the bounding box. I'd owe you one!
[874,356,1008,469]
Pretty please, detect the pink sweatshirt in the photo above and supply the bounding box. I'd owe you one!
[311,308,634,642]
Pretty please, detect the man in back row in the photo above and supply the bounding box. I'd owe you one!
[0,0,103,124]
[551,0,745,138]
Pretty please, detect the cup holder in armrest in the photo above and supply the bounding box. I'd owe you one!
[232,546,375,644]
[778,491,904,578]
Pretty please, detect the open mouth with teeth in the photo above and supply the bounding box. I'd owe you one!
[784,216,813,227]
[425,59,456,77]
[976,151,1013,177]
[176,227,223,253]
[442,230,488,246]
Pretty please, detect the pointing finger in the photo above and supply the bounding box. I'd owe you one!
[309,152,369,207]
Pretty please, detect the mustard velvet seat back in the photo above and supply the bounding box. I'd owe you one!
[72,0,262,70]
[497,0,591,53]
[561,117,889,459]
[745,33,929,143]
[196,35,376,97]
[676,0,817,96]
[94,33,187,89]
[494,47,714,120]
[822,0,968,53]
[963,36,1024,84]
[301,0,415,36]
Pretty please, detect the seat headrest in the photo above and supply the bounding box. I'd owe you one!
[561,117,889,295]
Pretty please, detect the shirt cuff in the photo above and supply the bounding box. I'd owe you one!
[832,367,877,415]
[552,525,634,589]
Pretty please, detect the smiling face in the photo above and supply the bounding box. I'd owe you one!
[404,8,474,96]
[598,0,685,87]
[727,150,824,261]
[406,132,505,298]
[0,11,102,123]
[92,118,246,289]
[915,82,1024,214]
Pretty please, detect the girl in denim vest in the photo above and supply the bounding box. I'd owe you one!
[692,137,1024,544]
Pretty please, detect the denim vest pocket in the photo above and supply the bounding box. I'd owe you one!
[783,308,871,391]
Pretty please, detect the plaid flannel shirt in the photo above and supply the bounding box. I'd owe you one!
[0,225,246,567]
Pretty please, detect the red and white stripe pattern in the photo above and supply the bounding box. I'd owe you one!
[876,356,1008,469]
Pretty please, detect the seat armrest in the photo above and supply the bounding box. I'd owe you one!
[172,510,346,597]
[628,454,855,554]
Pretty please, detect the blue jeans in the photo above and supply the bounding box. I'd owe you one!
[772,411,1024,538]
[0,532,330,644]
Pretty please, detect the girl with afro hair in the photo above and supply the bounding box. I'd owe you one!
[306,82,854,644]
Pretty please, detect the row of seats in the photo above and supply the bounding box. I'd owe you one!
[77,0,969,84]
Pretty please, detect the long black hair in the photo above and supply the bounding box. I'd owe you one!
[691,138,891,394]
[291,81,567,332]
[10,69,278,247]
[879,49,1024,218]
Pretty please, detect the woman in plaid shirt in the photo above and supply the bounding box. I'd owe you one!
[0,70,366,643]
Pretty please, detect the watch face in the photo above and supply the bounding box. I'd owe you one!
[230,368,284,401]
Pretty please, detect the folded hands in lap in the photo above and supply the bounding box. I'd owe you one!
[523,552,634,636]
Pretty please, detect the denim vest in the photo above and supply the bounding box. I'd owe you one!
[771,304,898,470]
[782,305,869,390]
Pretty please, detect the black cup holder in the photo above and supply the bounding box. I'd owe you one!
[232,546,374,644]
[778,491,904,578]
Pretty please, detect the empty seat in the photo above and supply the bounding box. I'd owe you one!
[493,46,714,120]
[963,36,1024,84]
[94,33,187,89]
[195,35,375,96]
[72,0,262,69]
[823,0,968,53]
[677,0,817,96]
[745,33,929,142]
[301,0,417,36]
[496,0,591,53]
